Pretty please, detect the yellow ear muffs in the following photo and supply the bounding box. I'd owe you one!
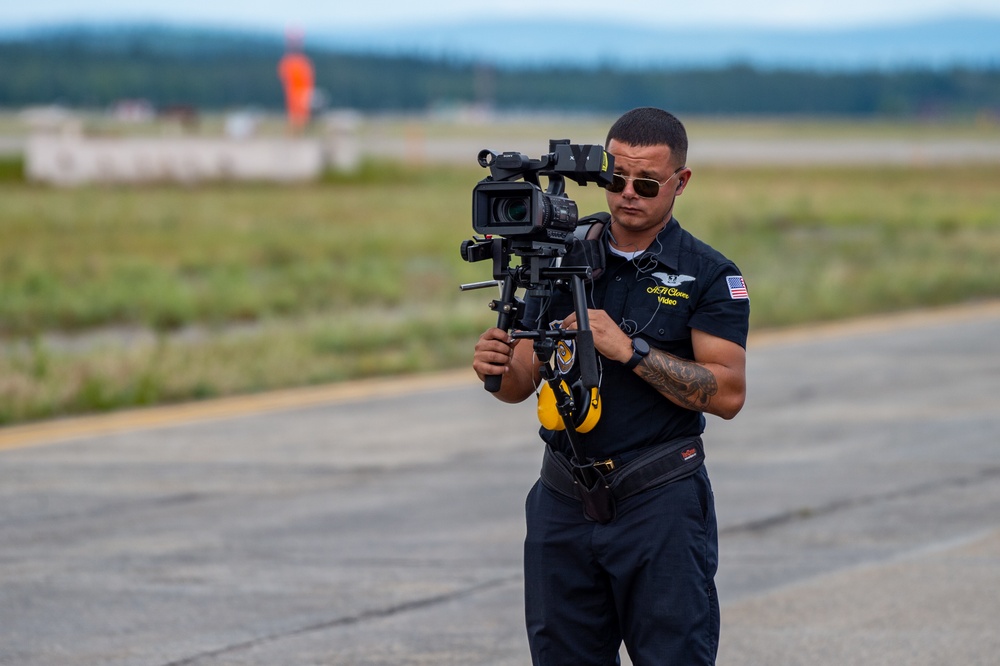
[537,380,567,431]
[537,380,602,433]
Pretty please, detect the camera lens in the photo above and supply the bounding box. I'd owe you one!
[493,197,530,225]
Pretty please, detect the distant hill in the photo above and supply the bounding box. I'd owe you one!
[312,15,1000,70]
[5,15,1000,71]
[2,23,999,115]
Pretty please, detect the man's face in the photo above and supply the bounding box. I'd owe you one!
[605,139,689,238]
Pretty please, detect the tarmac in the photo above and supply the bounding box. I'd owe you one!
[1,301,999,665]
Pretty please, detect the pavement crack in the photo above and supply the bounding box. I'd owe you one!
[158,574,519,666]
[722,466,1000,536]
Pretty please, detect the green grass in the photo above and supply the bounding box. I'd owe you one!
[0,161,481,335]
[680,165,1000,325]
[2,153,999,425]
[0,156,23,183]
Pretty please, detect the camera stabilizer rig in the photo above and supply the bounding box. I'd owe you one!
[459,139,614,452]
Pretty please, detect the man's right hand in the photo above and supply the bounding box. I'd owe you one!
[473,328,516,382]
[472,328,538,403]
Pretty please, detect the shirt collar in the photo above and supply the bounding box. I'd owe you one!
[604,217,682,271]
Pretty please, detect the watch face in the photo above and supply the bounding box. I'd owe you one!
[633,338,650,355]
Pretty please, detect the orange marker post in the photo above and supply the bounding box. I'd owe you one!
[278,31,315,132]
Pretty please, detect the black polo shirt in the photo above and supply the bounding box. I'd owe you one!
[519,217,750,460]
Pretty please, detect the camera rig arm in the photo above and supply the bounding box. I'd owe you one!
[462,260,599,401]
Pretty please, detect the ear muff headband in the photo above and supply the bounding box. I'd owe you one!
[537,380,602,433]
[577,385,602,432]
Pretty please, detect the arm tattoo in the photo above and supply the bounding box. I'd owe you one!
[636,349,718,411]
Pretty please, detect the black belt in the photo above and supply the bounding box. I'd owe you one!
[539,436,705,522]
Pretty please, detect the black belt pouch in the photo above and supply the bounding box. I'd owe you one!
[571,463,616,524]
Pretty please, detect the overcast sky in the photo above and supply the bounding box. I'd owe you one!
[4,0,1000,32]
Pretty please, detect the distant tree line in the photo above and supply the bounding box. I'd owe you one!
[2,27,999,116]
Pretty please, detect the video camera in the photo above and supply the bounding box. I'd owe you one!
[469,140,613,243]
[461,139,614,285]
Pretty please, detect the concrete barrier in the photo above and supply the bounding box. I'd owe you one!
[25,134,328,185]
[22,109,361,185]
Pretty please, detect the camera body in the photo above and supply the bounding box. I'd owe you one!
[472,180,578,241]
[470,141,613,244]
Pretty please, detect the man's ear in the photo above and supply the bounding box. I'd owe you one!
[676,169,692,194]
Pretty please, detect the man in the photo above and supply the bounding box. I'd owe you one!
[472,107,749,665]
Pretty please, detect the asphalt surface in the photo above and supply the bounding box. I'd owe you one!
[1,302,999,665]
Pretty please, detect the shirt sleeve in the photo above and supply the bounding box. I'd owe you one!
[688,263,751,349]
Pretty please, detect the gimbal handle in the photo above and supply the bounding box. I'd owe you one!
[484,275,519,393]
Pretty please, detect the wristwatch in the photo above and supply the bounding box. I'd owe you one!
[624,337,650,370]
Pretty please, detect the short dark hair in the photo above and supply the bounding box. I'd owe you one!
[606,107,688,166]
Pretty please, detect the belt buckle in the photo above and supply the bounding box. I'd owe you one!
[592,458,615,473]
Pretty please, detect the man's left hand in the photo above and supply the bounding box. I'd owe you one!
[560,309,632,365]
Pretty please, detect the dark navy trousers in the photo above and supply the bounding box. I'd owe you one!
[524,465,720,666]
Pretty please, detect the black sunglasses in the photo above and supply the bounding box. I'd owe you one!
[606,166,686,198]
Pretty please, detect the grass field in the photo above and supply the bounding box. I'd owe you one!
[1,117,999,425]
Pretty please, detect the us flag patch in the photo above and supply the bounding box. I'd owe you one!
[727,275,749,300]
